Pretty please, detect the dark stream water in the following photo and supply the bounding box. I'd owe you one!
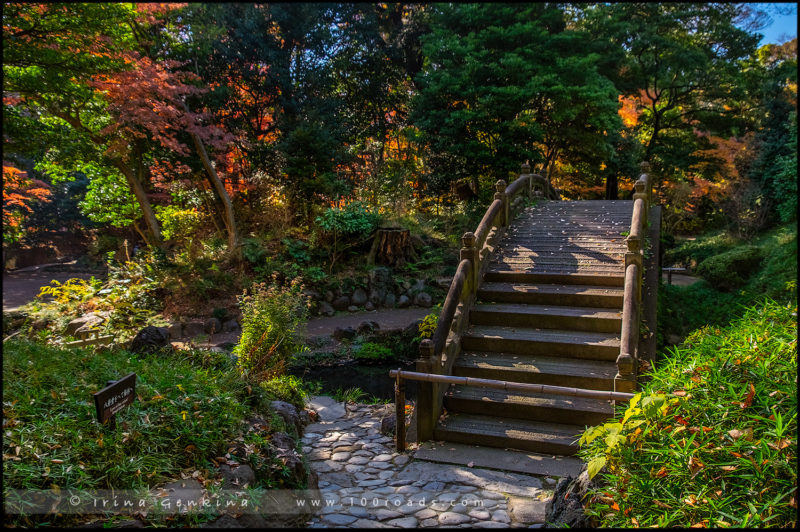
[289,360,418,402]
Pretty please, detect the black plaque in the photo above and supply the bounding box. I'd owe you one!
[93,373,136,425]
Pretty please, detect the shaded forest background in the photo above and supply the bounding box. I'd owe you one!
[3,3,796,301]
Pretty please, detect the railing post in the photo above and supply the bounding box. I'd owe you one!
[634,180,648,227]
[415,339,435,441]
[395,370,406,452]
[521,161,532,201]
[614,353,637,394]
[461,232,478,294]
[494,180,508,226]
[639,161,651,205]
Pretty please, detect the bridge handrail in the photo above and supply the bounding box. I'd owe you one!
[412,162,560,441]
[615,161,652,394]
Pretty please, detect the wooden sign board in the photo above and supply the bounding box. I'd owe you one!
[93,373,136,425]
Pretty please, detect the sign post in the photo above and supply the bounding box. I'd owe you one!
[93,373,136,430]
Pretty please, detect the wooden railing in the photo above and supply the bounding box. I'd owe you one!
[614,162,653,394]
[413,162,560,441]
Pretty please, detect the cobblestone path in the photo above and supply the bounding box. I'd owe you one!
[303,401,558,528]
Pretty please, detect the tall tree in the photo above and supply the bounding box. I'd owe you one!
[3,3,165,246]
[582,3,761,175]
[410,3,621,197]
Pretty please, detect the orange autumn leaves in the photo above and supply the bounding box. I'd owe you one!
[2,163,52,237]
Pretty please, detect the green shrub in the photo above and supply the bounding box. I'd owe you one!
[353,342,394,362]
[416,305,441,341]
[234,282,309,381]
[580,301,797,528]
[259,374,308,410]
[663,230,739,268]
[695,245,763,291]
[659,224,796,344]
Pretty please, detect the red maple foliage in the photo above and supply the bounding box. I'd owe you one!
[2,163,52,236]
[89,54,234,160]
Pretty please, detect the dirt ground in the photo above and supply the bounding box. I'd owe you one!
[3,269,102,312]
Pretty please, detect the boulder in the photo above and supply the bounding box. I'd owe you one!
[384,292,397,307]
[410,279,426,295]
[168,323,182,340]
[302,289,321,301]
[31,318,50,331]
[347,305,359,313]
[128,326,171,356]
[380,413,396,436]
[271,431,307,487]
[318,301,335,317]
[414,291,433,307]
[351,288,368,306]
[403,320,422,337]
[397,295,411,308]
[65,313,103,336]
[364,301,376,312]
[333,326,357,340]
[357,320,380,334]
[220,463,256,489]
[184,320,205,338]
[270,400,303,435]
[368,266,391,286]
[222,319,240,333]
[205,317,222,334]
[332,296,350,311]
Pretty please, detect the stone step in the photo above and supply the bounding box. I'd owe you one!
[412,441,584,478]
[444,385,614,427]
[461,325,620,360]
[497,242,628,250]
[491,257,623,266]
[434,413,584,455]
[477,282,624,308]
[484,269,625,287]
[454,351,618,390]
[470,303,622,333]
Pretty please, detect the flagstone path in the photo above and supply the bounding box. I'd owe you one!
[303,396,558,528]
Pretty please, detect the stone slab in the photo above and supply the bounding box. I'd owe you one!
[307,395,347,421]
[412,441,582,478]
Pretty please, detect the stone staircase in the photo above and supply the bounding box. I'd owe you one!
[432,201,631,455]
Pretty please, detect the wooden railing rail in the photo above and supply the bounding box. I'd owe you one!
[411,162,561,442]
[615,161,652,394]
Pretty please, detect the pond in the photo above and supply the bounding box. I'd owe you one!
[289,359,418,402]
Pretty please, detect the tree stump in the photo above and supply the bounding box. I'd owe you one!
[367,228,417,267]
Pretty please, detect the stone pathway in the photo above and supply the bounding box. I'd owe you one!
[303,397,556,528]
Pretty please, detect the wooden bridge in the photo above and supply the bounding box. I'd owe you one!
[392,162,660,457]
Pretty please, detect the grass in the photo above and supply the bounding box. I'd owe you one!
[659,223,797,343]
[579,300,797,528]
[331,386,391,405]
[3,340,311,526]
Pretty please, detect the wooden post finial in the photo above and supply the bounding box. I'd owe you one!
[639,161,651,174]
[419,339,434,359]
[521,162,530,175]
[461,231,476,248]
[495,180,507,193]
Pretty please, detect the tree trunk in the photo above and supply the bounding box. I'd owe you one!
[367,228,417,267]
[115,162,163,249]
[189,131,240,258]
[605,174,618,200]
